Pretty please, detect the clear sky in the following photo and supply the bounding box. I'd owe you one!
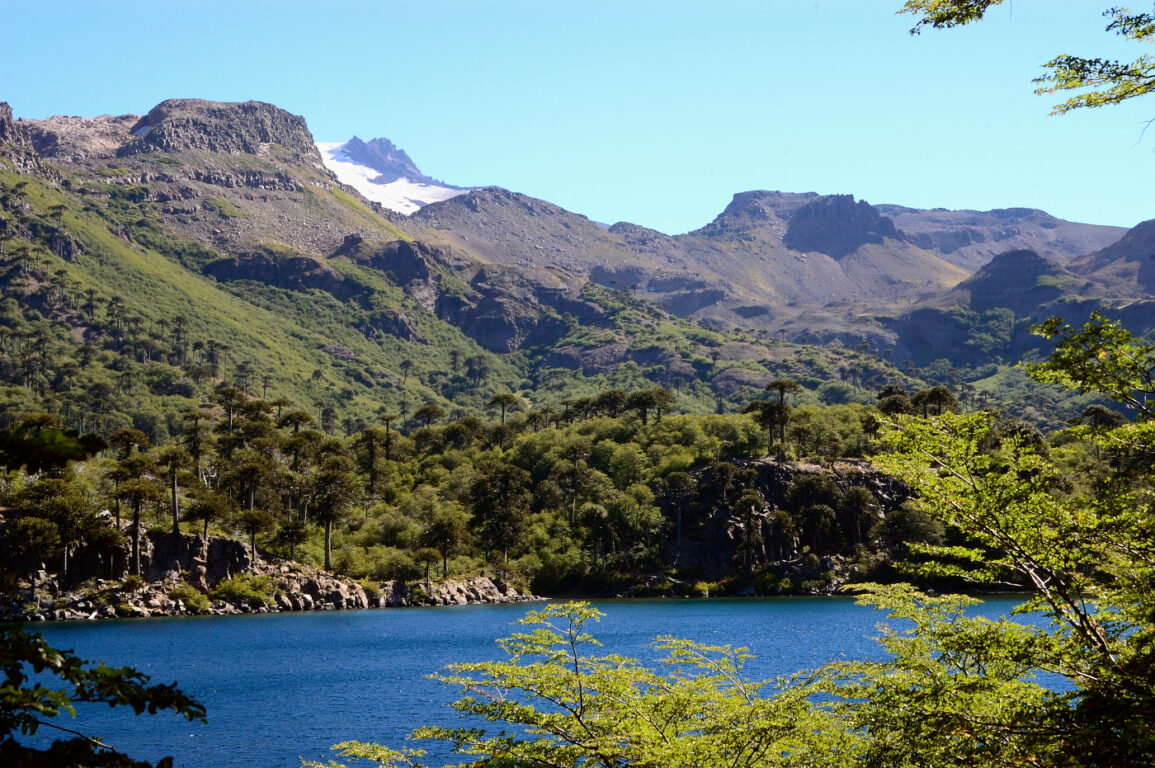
[3,0,1152,234]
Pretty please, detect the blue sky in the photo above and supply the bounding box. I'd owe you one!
[3,0,1152,233]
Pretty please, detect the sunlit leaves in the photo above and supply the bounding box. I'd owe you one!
[1028,312,1155,416]
[308,602,854,768]
[899,0,1006,34]
[902,2,1155,114]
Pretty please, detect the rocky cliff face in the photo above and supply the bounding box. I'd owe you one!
[61,528,250,585]
[0,103,18,144]
[204,249,366,301]
[0,102,49,174]
[439,267,574,353]
[670,458,909,584]
[783,195,901,259]
[120,99,321,161]
[336,235,442,310]
[696,190,813,237]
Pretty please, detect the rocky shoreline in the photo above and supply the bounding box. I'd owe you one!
[4,569,539,623]
[0,530,538,623]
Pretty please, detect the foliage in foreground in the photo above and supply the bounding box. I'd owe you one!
[306,602,854,768]
[309,313,1155,767]
[901,1,1155,115]
[0,624,205,768]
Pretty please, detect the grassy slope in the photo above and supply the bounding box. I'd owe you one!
[2,168,524,422]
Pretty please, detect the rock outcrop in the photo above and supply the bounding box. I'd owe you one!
[0,102,49,174]
[203,249,365,300]
[956,249,1080,313]
[667,458,910,585]
[24,113,139,163]
[336,236,443,311]
[784,195,900,258]
[419,576,533,606]
[120,99,320,161]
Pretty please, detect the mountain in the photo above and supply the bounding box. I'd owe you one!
[413,188,971,347]
[1,95,1150,439]
[4,99,826,437]
[950,249,1093,315]
[317,136,467,215]
[1066,218,1155,296]
[876,204,1121,272]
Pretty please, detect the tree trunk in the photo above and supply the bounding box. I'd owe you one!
[366,438,377,497]
[171,470,180,536]
[131,505,141,577]
[324,520,332,571]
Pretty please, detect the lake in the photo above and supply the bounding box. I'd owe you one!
[25,596,1023,768]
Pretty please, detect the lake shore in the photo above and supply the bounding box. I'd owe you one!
[3,569,539,623]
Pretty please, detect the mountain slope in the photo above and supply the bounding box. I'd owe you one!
[1066,218,1155,296]
[876,204,1124,272]
[412,188,971,346]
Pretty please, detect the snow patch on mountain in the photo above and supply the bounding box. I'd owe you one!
[317,139,467,215]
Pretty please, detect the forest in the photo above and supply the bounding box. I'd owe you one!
[0,372,956,602]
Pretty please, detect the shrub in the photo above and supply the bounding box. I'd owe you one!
[359,578,381,603]
[687,581,713,597]
[169,584,210,613]
[209,573,275,607]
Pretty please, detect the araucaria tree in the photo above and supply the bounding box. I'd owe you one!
[312,453,362,571]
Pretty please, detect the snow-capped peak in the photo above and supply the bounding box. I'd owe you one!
[317,136,468,215]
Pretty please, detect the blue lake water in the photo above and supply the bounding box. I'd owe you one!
[26,596,1025,768]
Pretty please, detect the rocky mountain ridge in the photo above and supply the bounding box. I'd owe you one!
[4,96,1154,428]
